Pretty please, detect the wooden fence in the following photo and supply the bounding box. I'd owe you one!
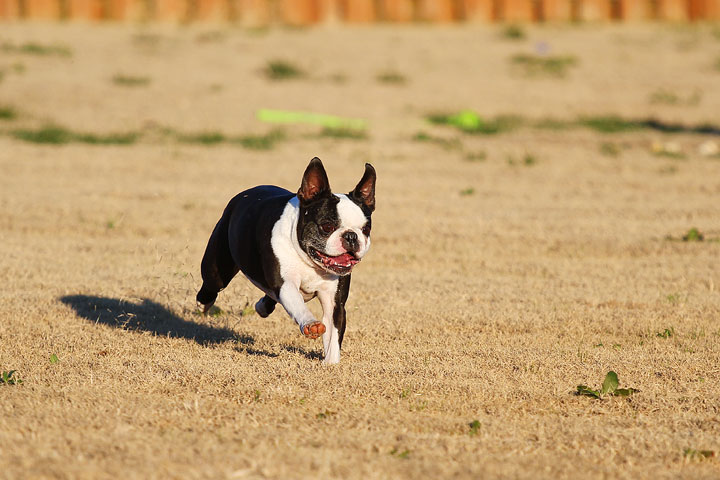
[0,0,719,23]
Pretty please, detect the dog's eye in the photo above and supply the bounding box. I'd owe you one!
[320,222,335,234]
[362,225,371,236]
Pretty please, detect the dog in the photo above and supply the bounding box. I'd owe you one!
[196,158,376,364]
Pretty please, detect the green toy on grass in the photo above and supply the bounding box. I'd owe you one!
[257,109,367,130]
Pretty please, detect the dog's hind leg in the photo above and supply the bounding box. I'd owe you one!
[254,295,277,318]
[197,213,239,315]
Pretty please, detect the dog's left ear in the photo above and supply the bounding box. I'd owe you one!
[298,157,331,204]
[350,163,376,212]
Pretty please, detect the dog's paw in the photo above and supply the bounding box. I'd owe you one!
[254,296,276,318]
[197,301,214,316]
[301,321,326,339]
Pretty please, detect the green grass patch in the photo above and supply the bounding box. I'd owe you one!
[317,127,367,140]
[1,42,72,57]
[468,420,481,436]
[11,125,139,145]
[264,60,305,80]
[459,187,475,196]
[232,129,285,150]
[579,115,644,133]
[178,131,227,145]
[112,74,151,87]
[0,106,17,120]
[501,24,526,40]
[376,71,407,85]
[511,54,578,77]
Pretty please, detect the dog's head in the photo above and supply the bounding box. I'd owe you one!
[296,157,375,276]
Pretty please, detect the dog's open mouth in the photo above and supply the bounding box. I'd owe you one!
[309,247,359,274]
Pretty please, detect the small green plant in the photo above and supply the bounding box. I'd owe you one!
[112,74,151,87]
[501,24,526,40]
[316,410,335,419]
[50,354,59,364]
[1,370,23,385]
[241,304,256,317]
[253,390,261,402]
[0,105,17,120]
[459,187,475,196]
[511,54,578,78]
[523,153,536,166]
[468,420,481,436]
[683,448,715,460]
[390,448,410,459]
[576,371,638,399]
[683,227,704,242]
[264,60,305,80]
[1,42,72,57]
[233,130,285,150]
[376,71,407,85]
[106,219,116,229]
[178,131,226,145]
[208,306,225,318]
[657,327,675,338]
[318,127,367,140]
[599,142,620,157]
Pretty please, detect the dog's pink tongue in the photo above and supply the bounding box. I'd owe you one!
[334,253,355,264]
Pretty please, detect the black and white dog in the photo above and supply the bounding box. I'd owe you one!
[197,158,376,364]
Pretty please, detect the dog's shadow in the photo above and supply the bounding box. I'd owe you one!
[60,294,237,345]
[60,295,323,360]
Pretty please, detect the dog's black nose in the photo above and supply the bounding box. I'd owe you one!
[341,230,359,252]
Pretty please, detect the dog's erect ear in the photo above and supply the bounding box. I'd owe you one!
[350,163,376,212]
[298,157,331,203]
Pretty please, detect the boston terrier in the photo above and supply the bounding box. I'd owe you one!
[196,158,376,364]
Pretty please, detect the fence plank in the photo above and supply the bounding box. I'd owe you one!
[656,0,689,19]
[461,0,495,21]
[539,0,573,21]
[342,0,376,22]
[497,0,535,21]
[23,0,61,18]
[618,0,653,20]
[418,0,457,21]
[577,0,612,20]
[0,0,22,18]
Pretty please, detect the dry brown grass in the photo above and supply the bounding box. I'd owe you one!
[1,23,720,479]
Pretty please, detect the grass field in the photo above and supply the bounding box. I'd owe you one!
[1,23,720,479]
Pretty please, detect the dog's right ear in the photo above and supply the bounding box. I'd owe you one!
[298,157,331,204]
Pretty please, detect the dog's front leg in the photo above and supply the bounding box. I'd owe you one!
[317,290,340,364]
[278,283,325,339]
